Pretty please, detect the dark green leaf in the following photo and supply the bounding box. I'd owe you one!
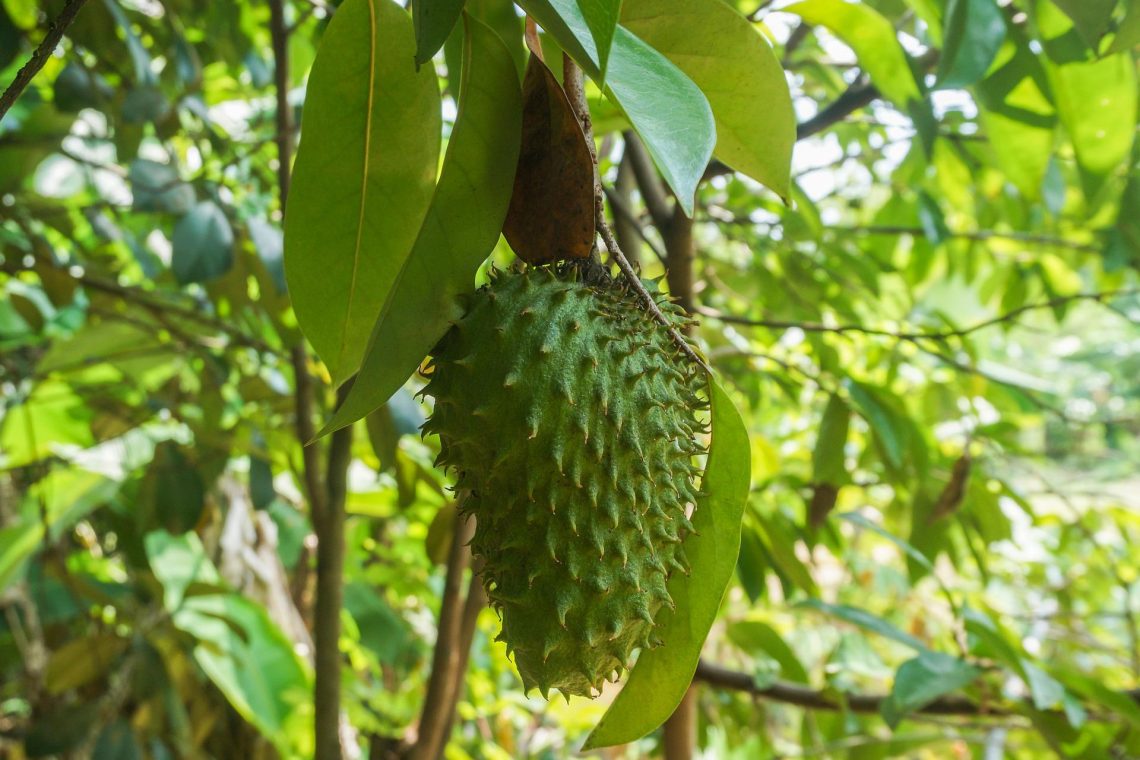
[172,201,234,285]
[936,0,1004,89]
[583,374,750,749]
[414,0,466,65]
[727,620,809,683]
[622,0,794,198]
[129,158,194,214]
[881,651,979,727]
[284,0,442,384]
[320,13,522,434]
[247,217,285,294]
[343,582,417,665]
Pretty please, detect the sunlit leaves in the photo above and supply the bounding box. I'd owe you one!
[936,0,1005,89]
[621,0,795,199]
[285,0,442,384]
[784,0,922,108]
[321,14,522,434]
[583,375,750,749]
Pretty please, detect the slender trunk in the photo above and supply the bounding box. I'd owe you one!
[662,686,697,760]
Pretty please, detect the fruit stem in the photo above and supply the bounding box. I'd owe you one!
[561,56,711,375]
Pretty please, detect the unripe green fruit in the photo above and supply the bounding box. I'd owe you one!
[422,263,708,698]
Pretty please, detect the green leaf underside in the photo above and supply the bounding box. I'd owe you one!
[319,13,522,436]
[936,0,1005,89]
[576,0,622,80]
[284,0,441,384]
[621,0,794,199]
[583,374,750,749]
[517,0,715,216]
[414,0,466,65]
[784,0,922,108]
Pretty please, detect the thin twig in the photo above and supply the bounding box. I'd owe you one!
[0,0,90,123]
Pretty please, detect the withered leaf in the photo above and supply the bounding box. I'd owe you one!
[502,51,595,264]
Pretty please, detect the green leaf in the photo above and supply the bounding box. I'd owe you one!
[880,651,980,727]
[621,0,794,198]
[577,0,622,79]
[727,619,809,683]
[583,374,750,749]
[839,511,935,575]
[320,13,522,435]
[414,0,466,65]
[517,0,715,215]
[145,531,313,758]
[975,37,1057,199]
[343,582,417,665]
[172,201,234,285]
[812,393,849,483]
[284,0,442,384]
[799,599,927,651]
[128,159,195,215]
[102,0,154,85]
[845,380,908,471]
[783,0,922,108]
[1,0,36,29]
[1039,4,1138,200]
[936,0,1005,89]
[0,380,93,467]
[1050,0,1116,49]
[1106,2,1140,54]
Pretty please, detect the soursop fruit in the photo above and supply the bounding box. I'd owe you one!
[422,263,708,698]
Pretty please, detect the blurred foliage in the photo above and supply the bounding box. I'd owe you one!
[0,0,1139,758]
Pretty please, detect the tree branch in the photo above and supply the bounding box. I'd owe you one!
[410,514,475,760]
[699,290,1134,342]
[0,0,90,123]
[695,660,1008,716]
[624,131,673,230]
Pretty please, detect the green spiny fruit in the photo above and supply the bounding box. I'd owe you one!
[422,263,708,698]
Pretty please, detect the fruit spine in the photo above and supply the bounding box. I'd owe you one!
[423,263,708,698]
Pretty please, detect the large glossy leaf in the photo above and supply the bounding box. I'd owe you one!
[582,374,750,749]
[284,0,441,384]
[621,0,794,199]
[517,0,715,215]
[784,0,922,109]
[935,0,1005,89]
[413,0,466,65]
[1038,3,1138,200]
[320,14,522,435]
[975,37,1057,199]
[145,531,313,758]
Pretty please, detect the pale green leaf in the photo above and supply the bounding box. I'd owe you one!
[621,0,794,198]
[583,374,750,749]
[0,380,93,467]
[800,599,927,651]
[811,393,849,483]
[975,38,1057,199]
[320,13,522,435]
[285,0,442,383]
[784,0,922,108]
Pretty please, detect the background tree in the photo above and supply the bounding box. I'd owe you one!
[1,0,1139,758]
